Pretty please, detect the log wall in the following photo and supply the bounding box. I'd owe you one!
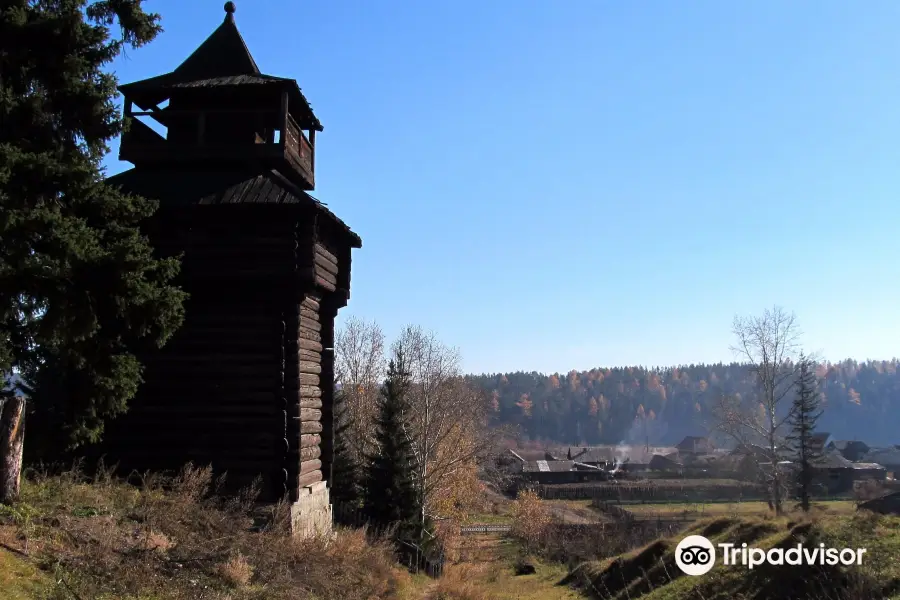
[285,293,325,499]
[90,203,352,503]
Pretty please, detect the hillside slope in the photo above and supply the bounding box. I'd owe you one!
[563,511,900,600]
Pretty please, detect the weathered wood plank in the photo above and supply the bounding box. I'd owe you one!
[299,398,322,410]
[299,459,322,476]
[298,385,322,398]
[288,447,322,462]
[300,434,321,448]
[299,408,322,422]
[300,420,323,434]
[300,307,320,321]
[299,446,321,461]
[314,243,339,266]
[314,273,336,292]
[297,373,319,386]
[298,328,321,343]
[301,296,320,312]
[294,338,323,352]
[314,252,339,276]
[297,470,323,488]
[297,361,322,374]
[311,266,337,287]
[297,348,321,361]
[299,319,322,333]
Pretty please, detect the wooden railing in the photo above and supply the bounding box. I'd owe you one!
[285,114,314,183]
[120,109,315,188]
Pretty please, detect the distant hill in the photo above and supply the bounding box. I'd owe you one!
[468,360,900,447]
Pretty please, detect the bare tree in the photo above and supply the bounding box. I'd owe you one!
[712,306,801,515]
[334,317,386,470]
[391,326,496,532]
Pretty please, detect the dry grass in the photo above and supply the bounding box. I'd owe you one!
[0,461,415,600]
[563,511,900,600]
[620,500,858,521]
[430,559,582,600]
[216,553,254,588]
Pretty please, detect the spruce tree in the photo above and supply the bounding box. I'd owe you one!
[331,383,361,509]
[786,354,823,512]
[363,353,420,539]
[0,1,186,456]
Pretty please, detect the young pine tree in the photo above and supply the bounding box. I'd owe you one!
[0,2,187,468]
[786,354,823,512]
[363,353,420,539]
[331,383,361,509]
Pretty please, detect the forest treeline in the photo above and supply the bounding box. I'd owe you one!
[467,359,900,447]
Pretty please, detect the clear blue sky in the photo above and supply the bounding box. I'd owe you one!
[103,0,900,374]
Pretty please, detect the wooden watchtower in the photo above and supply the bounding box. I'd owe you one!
[101,2,360,534]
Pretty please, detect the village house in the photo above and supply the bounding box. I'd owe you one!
[676,436,715,454]
[520,460,610,484]
[648,453,683,475]
[809,451,885,494]
[827,440,871,462]
[566,447,614,466]
[809,432,833,455]
[862,447,900,479]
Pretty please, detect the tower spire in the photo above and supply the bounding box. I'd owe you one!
[224,2,236,23]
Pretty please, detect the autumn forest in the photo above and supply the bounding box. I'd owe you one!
[468,360,900,447]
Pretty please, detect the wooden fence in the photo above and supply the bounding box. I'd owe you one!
[527,483,767,502]
[460,524,512,535]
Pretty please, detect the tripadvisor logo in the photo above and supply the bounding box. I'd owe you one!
[675,535,867,576]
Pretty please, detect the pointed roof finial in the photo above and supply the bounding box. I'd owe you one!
[224,2,236,22]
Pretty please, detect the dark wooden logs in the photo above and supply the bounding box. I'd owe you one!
[300,420,323,434]
[88,201,357,504]
[298,339,323,352]
[300,434,321,448]
[299,459,322,476]
[298,386,322,398]
[299,398,322,410]
[295,446,321,461]
[297,470,323,488]
[298,408,322,422]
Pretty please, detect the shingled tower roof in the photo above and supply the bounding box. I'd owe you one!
[119,2,321,130]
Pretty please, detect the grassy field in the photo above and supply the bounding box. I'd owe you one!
[621,500,857,519]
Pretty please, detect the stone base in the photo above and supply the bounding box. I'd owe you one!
[290,481,333,538]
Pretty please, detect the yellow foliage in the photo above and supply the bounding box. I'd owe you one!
[509,490,552,553]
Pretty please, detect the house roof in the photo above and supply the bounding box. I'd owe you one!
[509,449,559,462]
[863,448,900,465]
[105,167,361,248]
[830,440,869,451]
[568,447,614,463]
[812,451,853,469]
[810,432,832,444]
[523,460,574,473]
[118,5,322,131]
[649,454,683,468]
[852,463,885,470]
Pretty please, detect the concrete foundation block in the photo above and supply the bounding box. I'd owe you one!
[290,483,333,538]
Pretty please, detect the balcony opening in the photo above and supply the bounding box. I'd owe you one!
[134,113,168,140]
